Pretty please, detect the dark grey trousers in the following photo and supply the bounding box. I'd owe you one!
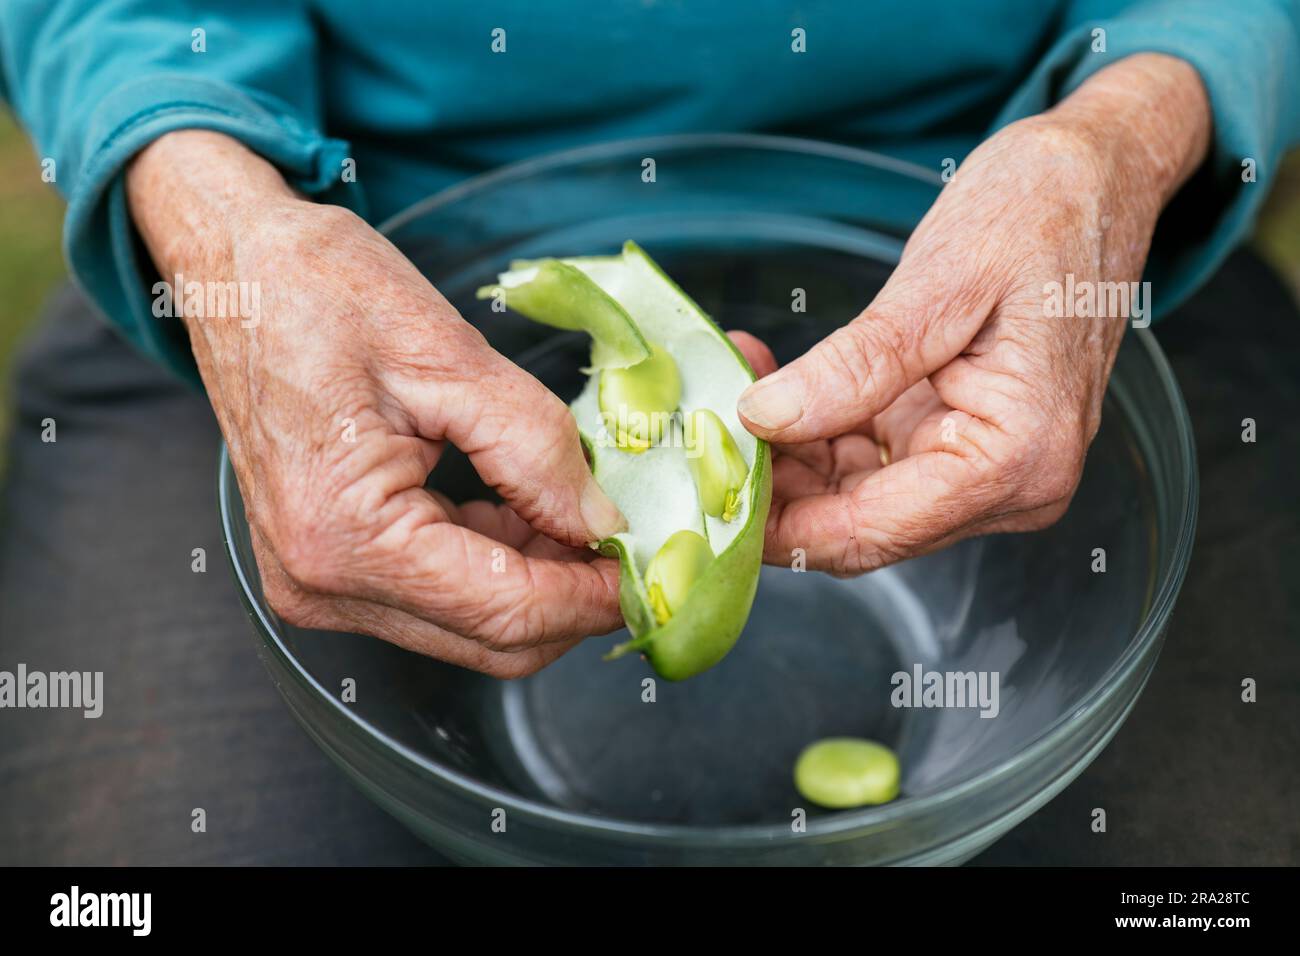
[1,253,1297,865]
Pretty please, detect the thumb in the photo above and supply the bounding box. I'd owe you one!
[431,352,626,548]
[735,282,979,443]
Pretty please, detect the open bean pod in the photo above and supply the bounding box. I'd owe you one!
[477,242,772,680]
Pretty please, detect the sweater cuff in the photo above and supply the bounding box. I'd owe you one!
[992,0,1300,318]
[63,74,366,384]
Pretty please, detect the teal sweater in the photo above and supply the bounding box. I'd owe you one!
[2,0,1297,378]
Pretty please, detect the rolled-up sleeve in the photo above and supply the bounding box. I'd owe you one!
[0,0,365,380]
[993,0,1300,318]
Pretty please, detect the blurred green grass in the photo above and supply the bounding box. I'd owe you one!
[0,109,66,457]
[1,110,1298,460]
[1255,151,1300,301]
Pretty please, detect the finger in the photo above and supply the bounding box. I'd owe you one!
[519,534,598,562]
[772,435,883,498]
[447,498,545,550]
[771,437,835,473]
[260,474,621,658]
[762,438,1006,574]
[255,523,469,663]
[736,278,989,444]
[827,435,887,488]
[456,499,597,562]
[817,490,1073,577]
[368,500,625,649]
[330,597,585,676]
[772,454,833,498]
[421,524,624,649]
[416,350,626,548]
[332,428,444,503]
[767,447,1047,574]
[866,379,945,460]
[726,330,779,378]
[262,535,584,677]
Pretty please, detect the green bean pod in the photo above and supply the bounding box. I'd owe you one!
[478,241,772,681]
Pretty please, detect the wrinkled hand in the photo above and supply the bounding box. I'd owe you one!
[733,55,1210,574]
[129,131,626,676]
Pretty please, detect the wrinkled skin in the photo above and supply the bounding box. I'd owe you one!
[127,53,1209,674]
[129,134,628,678]
[734,54,1210,575]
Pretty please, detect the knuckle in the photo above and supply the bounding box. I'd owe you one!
[1041,451,1084,503]
[269,471,377,595]
[469,370,575,459]
[840,495,909,574]
[478,603,540,652]
[842,537,899,576]
[1019,498,1072,531]
[823,322,906,405]
[483,652,544,680]
[263,579,320,628]
[1020,427,1085,508]
[964,431,1007,480]
[275,522,347,594]
[951,425,1011,496]
[460,576,544,653]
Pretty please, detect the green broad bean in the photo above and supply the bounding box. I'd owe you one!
[598,343,681,452]
[685,408,749,521]
[793,737,900,808]
[644,529,714,626]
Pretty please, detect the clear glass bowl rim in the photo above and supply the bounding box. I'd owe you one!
[220,132,1199,847]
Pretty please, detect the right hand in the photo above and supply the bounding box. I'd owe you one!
[127,131,626,677]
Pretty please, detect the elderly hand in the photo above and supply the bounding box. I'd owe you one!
[127,130,626,677]
[733,54,1211,574]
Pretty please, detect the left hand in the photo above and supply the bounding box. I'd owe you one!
[731,53,1210,574]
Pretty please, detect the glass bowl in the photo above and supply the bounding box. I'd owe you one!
[219,134,1196,865]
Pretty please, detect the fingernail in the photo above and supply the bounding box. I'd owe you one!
[581,478,627,540]
[738,375,804,431]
